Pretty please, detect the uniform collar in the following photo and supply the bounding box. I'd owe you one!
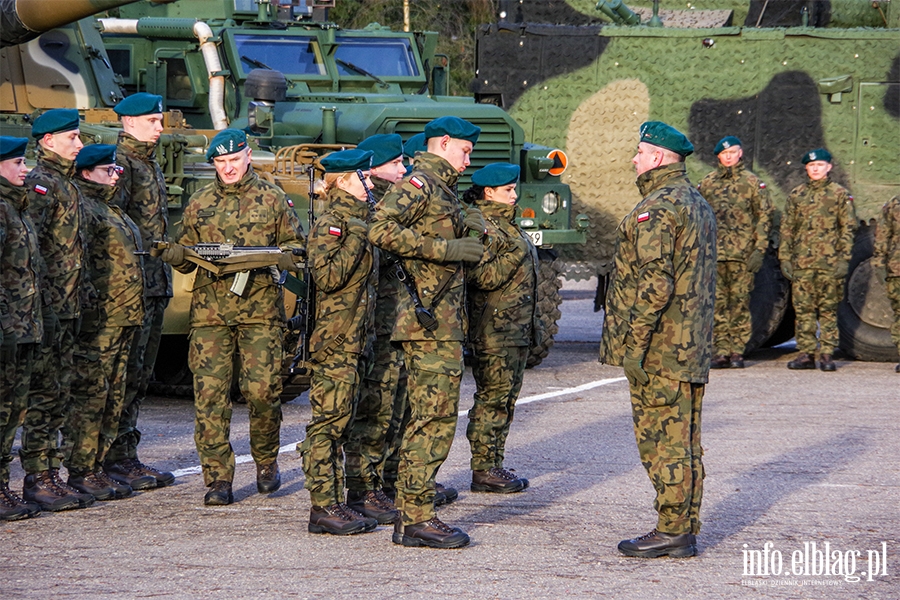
[76,175,119,204]
[807,175,831,190]
[636,162,688,197]
[118,130,158,159]
[476,197,517,223]
[327,187,369,219]
[215,166,258,195]
[412,152,460,187]
[0,176,28,210]
[37,145,75,178]
[370,175,393,199]
[717,160,745,179]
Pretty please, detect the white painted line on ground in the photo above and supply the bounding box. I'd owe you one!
[170,375,627,479]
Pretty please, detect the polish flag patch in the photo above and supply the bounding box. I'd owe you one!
[637,212,650,223]
[409,176,424,189]
[328,226,342,236]
[286,198,294,207]
[34,184,48,195]
[759,182,766,189]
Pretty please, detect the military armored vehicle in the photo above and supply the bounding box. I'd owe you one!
[474,0,900,360]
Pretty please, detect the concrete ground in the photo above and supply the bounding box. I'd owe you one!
[2,278,897,599]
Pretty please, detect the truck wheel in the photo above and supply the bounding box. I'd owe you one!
[527,251,563,368]
[838,223,899,361]
[746,248,794,352]
[148,335,193,398]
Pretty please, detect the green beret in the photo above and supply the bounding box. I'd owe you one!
[206,129,249,161]
[638,121,694,157]
[424,116,480,144]
[714,136,742,155]
[802,148,832,164]
[75,144,117,171]
[32,109,80,138]
[357,134,403,168]
[0,137,28,161]
[471,163,520,188]
[114,93,164,117]
[403,132,426,158]
[320,149,374,173]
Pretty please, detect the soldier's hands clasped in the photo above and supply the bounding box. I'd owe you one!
[463,207,486,236]
[444,237,484,263]
[747,249,765,273]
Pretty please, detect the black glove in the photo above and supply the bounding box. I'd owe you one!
[42,309,59,349]
[443,237,484,263]
[463,207,486,236]
[747,249,765,274]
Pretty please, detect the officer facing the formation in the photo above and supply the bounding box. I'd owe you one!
[155,129,304,506]
[463,163,537,494]
[600,122,716,558]
[698,136,773,368]
[22,109,95,512]
[342,134,406,523]
[106,92,174,490]
[778,149,856,372]
[0,137,43,521]
[873,194,900,372]
[369,116,485,549]
[301,149,380,536]
[64,144,144,501]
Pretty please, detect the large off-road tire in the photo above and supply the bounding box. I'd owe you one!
[838,223,899,361]
[527,250,564,368]
[746,248,794,352]
[148,335,193,398]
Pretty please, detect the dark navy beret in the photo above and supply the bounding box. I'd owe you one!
[114,93,164,117]
[802,148,832,164]
[32,109,80,138]
[403,133,427,158]
[75,144,117,170]
[0,136,28,161]
[639,121,694,157]
[424,116,480,144]
[714,136,742,155]
[206,129,249,161]
[320,149,374,173]
[357,134,403,168]
[471,163,520,188]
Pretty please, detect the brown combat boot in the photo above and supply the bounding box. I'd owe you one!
[434,482,458,506]
[103,459,158,491]
[819,354,836,372]
[347,489,400,524]
[787,352,816,370]
[710,355,731,369]
[68,471,117,501]
[471,467,528,494]
[124,457,175,487]
[256,461,281,494]
[308,503,377,535]
[618,529,697,558]
[23,470,90,512]
[729,353,745,368]
[0,483,40,521]
[393,517,470,549]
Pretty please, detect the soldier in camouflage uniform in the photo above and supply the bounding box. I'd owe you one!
[0,137,43,521]
[778,149,856,372]
[463,163,536,494]
[64,145,143,502]
[105,93,175,490]
[156,129,304,506]
[300,149,379,535]
[600,122,716,558]
[872,195,900,372]
[698,136,773,368]
[369,116,485,549]
[21,110,95,512]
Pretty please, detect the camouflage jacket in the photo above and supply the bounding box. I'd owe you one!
[370,176,402,338]
[698,161,772,261]
[176,168,304,327]
[778,176,856,272]
[369,152,468,342]
[467,199,537,350]
[873,195,900,278]
[0,177,44,343]
[76,176,145,331]
[308,187,377,357]
[26,146,86,319]
[600,163,717,383]
[115,131,172,298]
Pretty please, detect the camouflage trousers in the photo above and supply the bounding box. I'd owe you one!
[792,269,842,355]
[344,334,403,493]
[20,317,77,474]
[300,350,360,507]
[108,296,169,463]
[713,261,755,356]
[189,324,283,486]
[63,326,136,475]
[1,343,36,484]
[467,346,528,471]
[396,340,463,525]
[629,373,705,535]
[381,356,409,494]
[887,277,900,351]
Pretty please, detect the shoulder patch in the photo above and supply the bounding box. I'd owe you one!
[328,226,342,236]
[637,211,650,223]
[847,196,853,202]
[759,182,766,189]
[409,176,424,189]
[33,184,48,195]
[286,198,294,207]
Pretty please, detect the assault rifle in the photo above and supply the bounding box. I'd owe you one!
[285,165,317,385]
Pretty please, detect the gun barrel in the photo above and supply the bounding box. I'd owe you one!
[1,0,146,48]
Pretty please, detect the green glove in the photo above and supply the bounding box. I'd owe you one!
[277,251,301,273]
[463,207,486,236]
[345,217,369,236]
[443,237,484,263]
[153,242,186,267]
[0,328,16,364]
[780,260,793,281]
[42,309,59,349]
[622,355,649,386]
[834,259,849,279]
[747,249,765,274]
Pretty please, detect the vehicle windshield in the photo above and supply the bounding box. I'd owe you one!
[233,34,325,76]
[334,37,420,77]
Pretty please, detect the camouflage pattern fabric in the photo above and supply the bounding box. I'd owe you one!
[791,269,843,355]
[381,353,409,494]
[1,343,36,484]
[887,279,900,351]
[0,177,44,344]
[712,261,754,356]
[630,373,705,535]
[874,196,900,352]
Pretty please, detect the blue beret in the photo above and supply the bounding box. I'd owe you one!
[75,144,117,170]
[639,121,694,157]
[0,137,28,161]
[320,149,374,173]
[114,93,164,117]
[714,136,742,155]
[424,116,480,144]
[357,134,403,168]
[403,132,427,158]
[206,129,249,161]
[802,148,832,164]
[471,163,520,188]
[32,109,80,138]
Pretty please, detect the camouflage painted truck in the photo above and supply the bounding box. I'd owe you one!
[474,0,900,361]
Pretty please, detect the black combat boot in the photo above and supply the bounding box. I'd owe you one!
[103,459,158,491]
[729,353,745,368]
[471,467,528,494]
[23,470,86,512]
[347,489,400,524]
[393,517,470,549]
[0,483,40,520]
[787,352,816,370]
[308,503,377,535]
[819,354,836,371]
[94,470,133,499]
[618,529,697,558]
[434,482,458,506]
[256,461,281,494]
[710,355,731,369]
[123,457,175,487]
[68,471,117,501]
[203,480,233,506]
[49,469,95,507]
